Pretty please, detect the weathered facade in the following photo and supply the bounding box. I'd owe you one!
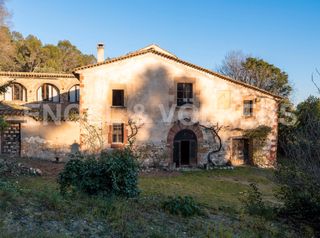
[74,44,281,167]
[0,72,80,159]
[0,45,281,167]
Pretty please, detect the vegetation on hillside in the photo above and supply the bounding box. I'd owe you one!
[277,95,320,234]
[0,1,95,73]
[0,162,299,237]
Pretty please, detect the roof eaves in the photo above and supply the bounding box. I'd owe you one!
[0,72,75,79]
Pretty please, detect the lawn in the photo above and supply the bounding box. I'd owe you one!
[0,160,296,238]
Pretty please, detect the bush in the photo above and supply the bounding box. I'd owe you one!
[58,149,140,198]
[277,96,320,234]
[162,195,202,217]
[240,183,274,219]
[275,163,320,232]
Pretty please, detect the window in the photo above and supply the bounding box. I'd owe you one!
[177,83,193,106]
[37,84,59,102]
[69,85,80,103]
[4,83,27,101]
[243,100,253,116]
[112,89,124,106]
[112,123,124,143]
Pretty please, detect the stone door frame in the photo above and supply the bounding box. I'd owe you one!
[167,122,203,167]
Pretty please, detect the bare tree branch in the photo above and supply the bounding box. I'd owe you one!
[312,69,320,94]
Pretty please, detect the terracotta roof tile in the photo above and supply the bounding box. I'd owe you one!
[0,71,75,79]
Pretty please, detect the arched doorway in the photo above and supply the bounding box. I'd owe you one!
[173,129,197,167]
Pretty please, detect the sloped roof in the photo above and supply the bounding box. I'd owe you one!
[73,45,283,99]
[0,101,31,116]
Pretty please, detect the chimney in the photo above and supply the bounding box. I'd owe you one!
[97,43,105,63]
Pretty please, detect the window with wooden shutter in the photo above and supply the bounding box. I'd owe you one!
[112,123,124,143]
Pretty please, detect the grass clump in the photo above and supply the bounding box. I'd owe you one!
[240,183,275,220]
[162,195,202,217]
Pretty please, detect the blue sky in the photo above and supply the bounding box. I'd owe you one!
[6,0,320,104]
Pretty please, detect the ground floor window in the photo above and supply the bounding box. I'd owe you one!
[112,123,124,143]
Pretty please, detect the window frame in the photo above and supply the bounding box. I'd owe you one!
[243,100,254,117]
[112,123,124,143]
[37,83,60,103]
[177,83,193,106]
[68,84,80,103]
[112,89,125,107]
[5,83,27,102]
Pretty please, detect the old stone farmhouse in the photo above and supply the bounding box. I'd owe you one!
[0,44,282,167]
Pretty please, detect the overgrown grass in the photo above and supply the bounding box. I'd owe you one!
[0,167,298,237]
[140,167,277,210]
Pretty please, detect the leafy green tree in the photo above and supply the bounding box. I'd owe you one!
[0,0,96,74]
[243,58,291,97]
[15,34,43,72]
[218,51,292,97]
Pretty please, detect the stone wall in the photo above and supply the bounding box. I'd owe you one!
[20,118,80,161]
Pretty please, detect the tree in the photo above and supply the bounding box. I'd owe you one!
[56,40,95,73]
[218,50,247,81]
[277,95,320,234]
[15,34,43,72]
[0,0,96,73]
[0,1,16,71]
[218,51,292,97]
[0,0,10,27]
[312,69,320,94]
[0,26,17,71]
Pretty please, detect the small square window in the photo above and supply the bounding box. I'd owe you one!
[243,100,253,116]
[112,90,124,106]
[112,123,124,143]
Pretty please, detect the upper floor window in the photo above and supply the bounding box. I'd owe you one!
[243,100,253,116]
[112,89,124,106]
[69,85,80,103]
[177,83,193,106]
[112,123,124,143]
[37,84,59,102]
[4,83,27,101]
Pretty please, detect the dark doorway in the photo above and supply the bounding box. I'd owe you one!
[173,129,197,167]
[180,141,190,165]
[232,138,251,164]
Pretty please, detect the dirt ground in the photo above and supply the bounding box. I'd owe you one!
[3,156,182,178]
[5,157,65,178]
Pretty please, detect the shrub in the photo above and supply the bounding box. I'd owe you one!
[162,195,202,217]
[58,149,140,198]
[277,96,320,234]
[275,163,320,232]
[240,183,274,219]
